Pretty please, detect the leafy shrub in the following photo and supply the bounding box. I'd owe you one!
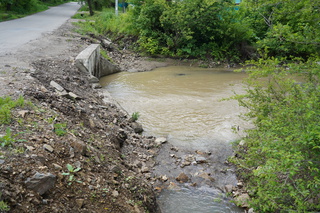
[231,58,320,212]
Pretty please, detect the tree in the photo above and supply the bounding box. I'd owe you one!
[240,0,320,58]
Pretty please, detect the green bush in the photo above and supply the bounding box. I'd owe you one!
[240,0,320,59]
[231,58,320,212]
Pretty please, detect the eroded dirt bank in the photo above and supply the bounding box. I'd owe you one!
[0,19,171,212]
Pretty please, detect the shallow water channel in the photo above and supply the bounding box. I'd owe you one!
[100,66,249,213]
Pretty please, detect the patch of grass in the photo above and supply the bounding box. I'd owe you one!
[53,123,67,136]
[100,48,113,62]
[0,128,26,147]
[0,200,10,212]
[0,96,25,124]
[131,112,140,122]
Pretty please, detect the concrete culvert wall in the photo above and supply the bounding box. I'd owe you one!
[75,44,120,79]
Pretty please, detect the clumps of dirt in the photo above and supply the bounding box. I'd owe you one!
[0,57,161,212]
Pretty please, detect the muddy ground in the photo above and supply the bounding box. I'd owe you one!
[0,19,177,212]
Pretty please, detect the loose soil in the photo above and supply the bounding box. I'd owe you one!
[0,19,174,213]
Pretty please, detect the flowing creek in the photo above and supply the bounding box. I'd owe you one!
[100,66,250,213]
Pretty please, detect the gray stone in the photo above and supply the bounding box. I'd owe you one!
[155,137,167,145]
[67,92,80,100]
[0,159,4,164]
[25,172,56,195]
[112,190,119,197]
[43,144,54,153]
[88,75,99,83]
[131,122,143,133]
[195,156,207,164]
[92,83,102,89]
[53,163,62,170]
[50,81,65,92]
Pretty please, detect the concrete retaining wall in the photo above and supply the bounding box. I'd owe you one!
[75,44,120,79]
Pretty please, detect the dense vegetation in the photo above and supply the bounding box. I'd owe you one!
[75,0,319,62]
[230,58,320,212]
[0,0,71,21]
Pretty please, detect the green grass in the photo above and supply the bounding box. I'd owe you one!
[0,96,25,125]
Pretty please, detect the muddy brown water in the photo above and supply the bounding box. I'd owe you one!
[100,66,250,213]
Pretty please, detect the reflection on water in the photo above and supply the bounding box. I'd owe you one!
[100,66,248,213]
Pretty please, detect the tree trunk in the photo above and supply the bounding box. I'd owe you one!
[87,0,94,16]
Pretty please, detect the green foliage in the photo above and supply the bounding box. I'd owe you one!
[0,200,10,212]
[0,0,71,21]
[0,128,26,147]
[53,123,67,136]
[231,58,320,212]
[61,164,82,185]
[131,112,140,122]
[240,0,320,58]
[0,96,25,124]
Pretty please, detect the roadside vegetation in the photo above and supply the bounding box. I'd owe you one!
[0,0,72,21]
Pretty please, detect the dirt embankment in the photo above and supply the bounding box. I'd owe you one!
[0,19,169,212]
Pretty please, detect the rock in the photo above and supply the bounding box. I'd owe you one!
[161,175,168,182]
[198,173,215,182]
[18,110,29,118]
[69,147,75,158]
[92,83,102,89]
[43,144,54,153]
[25,172,56,195]
[225,184,233,193]
[248,208,255,213]
[180,161,191,168]
[195,156,207,164]
[67,92,80,100]
[53,163,62,170]
[131,122,143,133]
[25,145,35,151]
[88,75,99,83]
[141,165,149,173]
[50,81,65,92]
[171,147,179,152]
[235,193,250,208]
[89,119,96,128]
[0,159,4,164]
[71,140,87,156]
[76,199,85,208]
[237,182,244,188]
[167,182,180,190]
[176,173,189,183]
[112,190,119,197]
[155,137,167,145]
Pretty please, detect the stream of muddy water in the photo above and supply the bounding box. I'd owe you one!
[100,66,250,212]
